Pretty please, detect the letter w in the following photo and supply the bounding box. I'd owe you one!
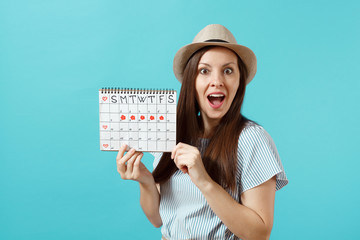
[138,96,147,103]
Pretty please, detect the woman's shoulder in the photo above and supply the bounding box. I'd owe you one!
[236,121,288,192]
[240,120,269,139]
[242,120,262,130]
[238,120,278,153]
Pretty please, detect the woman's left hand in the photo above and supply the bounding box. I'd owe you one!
[171,142,213,189]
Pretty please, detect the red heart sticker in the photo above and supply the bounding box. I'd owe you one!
[102,96,108,101]
[103,144,109,148]
[102,125,108,129]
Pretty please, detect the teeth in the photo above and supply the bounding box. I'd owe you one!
[209,94,224,97]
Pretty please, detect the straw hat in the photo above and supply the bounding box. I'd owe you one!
[173,24,257,85]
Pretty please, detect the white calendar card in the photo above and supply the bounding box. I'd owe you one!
[99,88,177,152]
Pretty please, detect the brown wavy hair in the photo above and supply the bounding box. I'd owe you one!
[152,46,252,190]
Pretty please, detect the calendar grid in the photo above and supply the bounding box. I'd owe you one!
[99,88,176,152]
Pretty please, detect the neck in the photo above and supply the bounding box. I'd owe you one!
[202,116,220,138]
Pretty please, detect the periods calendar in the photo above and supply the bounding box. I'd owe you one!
[99,88,177,152]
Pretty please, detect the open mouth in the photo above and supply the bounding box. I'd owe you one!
[207,93,225,108]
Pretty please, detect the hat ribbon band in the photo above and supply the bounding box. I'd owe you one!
[204,39,229,43]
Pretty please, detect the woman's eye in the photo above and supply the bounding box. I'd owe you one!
[224,68,233,74]
[199,68,209,74]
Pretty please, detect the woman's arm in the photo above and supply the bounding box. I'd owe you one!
[139,182,162,228]
[172,143,276,240]
[199,176,276,240]
[116,145,162,228]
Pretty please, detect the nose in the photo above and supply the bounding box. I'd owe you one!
[210,71,224,87]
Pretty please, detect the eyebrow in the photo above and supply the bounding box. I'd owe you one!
[198,62,236,67]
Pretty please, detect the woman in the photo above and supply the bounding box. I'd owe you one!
[116,24,288,240]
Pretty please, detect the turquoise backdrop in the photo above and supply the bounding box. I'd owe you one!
[1,0,359,239]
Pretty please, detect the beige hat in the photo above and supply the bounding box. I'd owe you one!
[173,24,257,85]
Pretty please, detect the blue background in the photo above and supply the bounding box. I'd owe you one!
[1,0,359,239]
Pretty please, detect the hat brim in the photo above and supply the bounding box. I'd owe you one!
[173,42,257,85]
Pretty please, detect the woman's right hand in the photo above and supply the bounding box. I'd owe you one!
[116,144,154,184]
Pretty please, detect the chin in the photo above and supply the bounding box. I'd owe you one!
[205,112,226,122]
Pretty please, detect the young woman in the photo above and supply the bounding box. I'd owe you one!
[116,24,288,240]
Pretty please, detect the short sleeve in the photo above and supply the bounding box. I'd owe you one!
[237,123,288,194]
[150,152,163,170]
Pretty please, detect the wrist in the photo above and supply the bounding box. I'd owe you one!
[197,176,216,194]
[139,178,156,189]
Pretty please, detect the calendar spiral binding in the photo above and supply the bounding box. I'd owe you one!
[100,88,176,94]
